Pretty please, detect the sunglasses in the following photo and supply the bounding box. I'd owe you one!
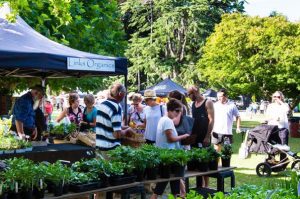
[273,96,281,98]
[174,109,181,113]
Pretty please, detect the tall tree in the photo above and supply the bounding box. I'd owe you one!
[197,13,300,108]
[121,0,245,90]
[0,0,126,93]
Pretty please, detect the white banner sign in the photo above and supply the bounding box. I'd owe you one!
[67,57,115,72]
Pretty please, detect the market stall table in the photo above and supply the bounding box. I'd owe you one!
[42,167,235,199]
[0,143,95,163]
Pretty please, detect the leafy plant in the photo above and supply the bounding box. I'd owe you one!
[207,146,221,161]
[140,144,161,168]
[172,149,189,166]
[45,161,72,186]
[221,144,233,159]
[4,158,36,191]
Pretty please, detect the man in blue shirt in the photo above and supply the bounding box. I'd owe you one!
[11,85,45,139]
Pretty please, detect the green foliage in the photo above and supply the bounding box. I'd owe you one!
[206,146,221,161]
[197,13,300,107]
[0,0,126,92]
[50,123,77,135]
[122,0,245,90]
[44,161,72,186]
[172,149,189,166]
[4,158,36,191]
[140,144,161,168]
[221,144,233,159]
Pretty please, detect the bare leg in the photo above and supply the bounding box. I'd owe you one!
[203,176,209,188]
[150,194,158,199]
[180,179,186,197]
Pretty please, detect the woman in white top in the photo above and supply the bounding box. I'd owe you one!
[266,91,290,144]
[151,99,189,199]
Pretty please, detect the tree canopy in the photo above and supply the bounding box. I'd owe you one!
[0,0,126,93]
[121,0,245,90]
[197,13,300,107]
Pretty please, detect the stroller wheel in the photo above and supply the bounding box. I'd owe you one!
[256,163,271,177]
[291,160,300,171]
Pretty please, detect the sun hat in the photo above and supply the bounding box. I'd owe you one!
[144,90,157,99]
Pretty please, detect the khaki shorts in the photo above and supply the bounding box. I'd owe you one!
[211,132,233,145]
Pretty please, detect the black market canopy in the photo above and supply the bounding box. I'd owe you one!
[140,78,187,97]
[0,4,127,78]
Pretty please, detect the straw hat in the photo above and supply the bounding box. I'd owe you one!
[144,90,157,99]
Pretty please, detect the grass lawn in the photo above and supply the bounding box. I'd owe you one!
[220,116,300,191]
[188,114,300,192]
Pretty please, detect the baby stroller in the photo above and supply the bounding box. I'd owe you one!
[247,124,300,177]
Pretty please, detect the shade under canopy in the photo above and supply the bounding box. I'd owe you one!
[0,4,127,78]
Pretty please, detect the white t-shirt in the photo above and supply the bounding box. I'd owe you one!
[144,104,166,141]
[155,116,180,149]
[266,103,289,129]
[213,101,240,135]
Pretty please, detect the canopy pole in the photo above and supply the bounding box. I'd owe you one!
[124,74,128,125]
[41,78,46,113]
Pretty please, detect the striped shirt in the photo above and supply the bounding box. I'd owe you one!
[96,99,122,150]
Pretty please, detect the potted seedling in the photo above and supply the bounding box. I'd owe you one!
[4,158,36,199]
[32,163,48,199]
[207,146,221,170]
[45,161,71,196]
[141,145,161,180]
[172,149,189,177]
[159,149,174,178]
[221,144,233,167]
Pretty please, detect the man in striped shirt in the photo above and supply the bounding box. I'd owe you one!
[96,83,134,151]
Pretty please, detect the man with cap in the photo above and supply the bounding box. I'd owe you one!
[11,85,45,140]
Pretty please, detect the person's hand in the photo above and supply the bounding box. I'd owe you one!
[181,134,190,139]
[203,136,211,147]
[124,127,135,137]
[236,128,241,134]
[18,133,26,140]
[31,129,38,140]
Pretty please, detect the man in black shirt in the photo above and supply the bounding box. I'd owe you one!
[187,86,214,147]
[187,86,214,188]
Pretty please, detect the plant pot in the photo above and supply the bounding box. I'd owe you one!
[109,175,136,186]
[33,188,45,199]
[63,184,69,194]
[134,169,145,182]
[7,192,21,199]
[221,158,231,167]
[145,167,158,180]
[69,181,102,193]
[15,149,26,153]
[187,160,198,171]
[172,164,185,177]
[53,184,63,197]
[0,193,8,199]
[208,159,219,170]
[197,161,209,172]
[4,149,15,154]
[25,147,33,152]
[99,174,109,187]
[22,189,33,199]
[160,164,171,178]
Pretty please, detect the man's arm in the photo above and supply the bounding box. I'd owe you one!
[15,120,25,137]
[113,128,135,139]
[236,116,241,133]
[204,100,214,146]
